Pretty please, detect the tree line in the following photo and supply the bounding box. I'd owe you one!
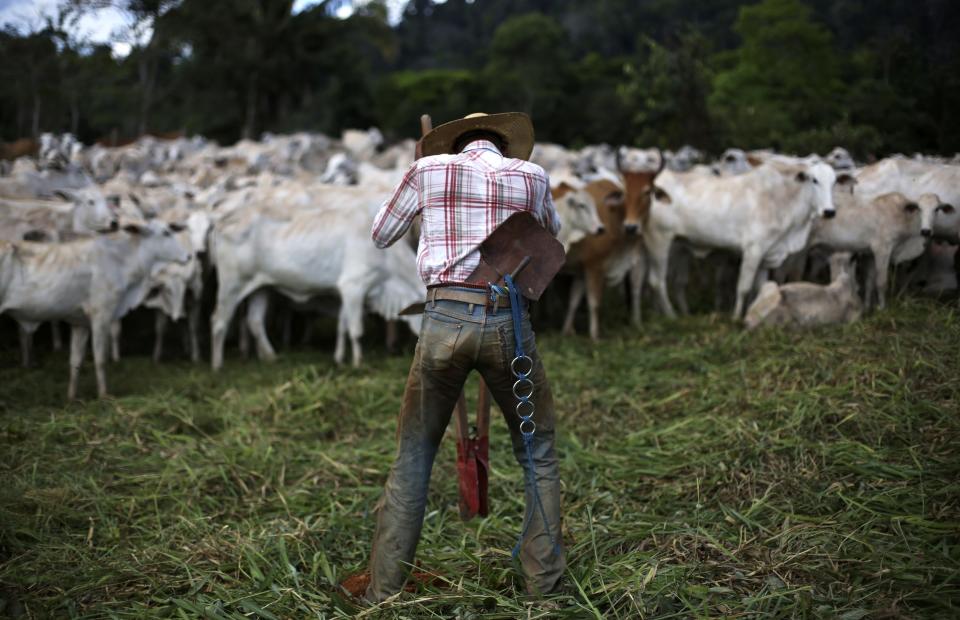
[1,0,958,158]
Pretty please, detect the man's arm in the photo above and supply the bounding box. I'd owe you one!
[539,175,562,237]
[371,163,420,248]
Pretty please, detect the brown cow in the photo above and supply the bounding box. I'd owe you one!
[0,138,39,162]
[562,179,645,340]
[618,147,666,235]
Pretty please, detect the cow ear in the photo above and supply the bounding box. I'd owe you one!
[552,181,574,199]
[746,155,763,167]
[904,202,919,213]
[123,223,144,235]
[604,191,624,208]
[53,189,75,202]
[938,203,955,214]
[836,173,857,186]
[795,171,809,183]
[169,222,187,233]
[652,186,672,204]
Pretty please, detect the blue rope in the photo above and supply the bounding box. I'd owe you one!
[491,275,561,560]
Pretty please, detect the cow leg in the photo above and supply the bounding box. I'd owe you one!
[301,320,316,346]
[714,255,738,312]
[562,276,586,336]
[670,246,691,316]
[629,250,646,326]
[238,317,251,359]
[17,321,38,369]
[187,299,201,363]
[337,288,365,367]
[67,325,90,401]
[91,320,111,398]
[51,321,63,351]
[733,250,763,321]
[754,268,769,289]
[153,311,167,363]
[211,283,244,371]
[334,312,347,365]
[109,320,121,363]
[279,302,293,350]
[385,319,399,354]
[645,234,677,318]
[585,265,605,342]
[245,289,277,362]
[873,247,893,310]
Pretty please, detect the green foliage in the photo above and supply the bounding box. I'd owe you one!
[376,69,480,139]
[619,32,717,150]
[482,13,572,142]
[1,298,958,616]
[710,0,844,149]
[0,0,957,154]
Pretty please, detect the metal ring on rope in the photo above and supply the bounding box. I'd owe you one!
[515,399,535,418]
[512,377,535,400]
[511,355,534,377]
[519,418,536,435]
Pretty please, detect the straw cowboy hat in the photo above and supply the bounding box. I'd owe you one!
[421,112,535,160]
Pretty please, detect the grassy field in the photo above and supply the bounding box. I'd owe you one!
[1,298,959,619]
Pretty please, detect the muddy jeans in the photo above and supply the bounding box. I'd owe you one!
[365,296,565,602]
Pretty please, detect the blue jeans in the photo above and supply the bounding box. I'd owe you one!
[366,296,565,601]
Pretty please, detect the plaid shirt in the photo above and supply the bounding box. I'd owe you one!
[371,140,560,286]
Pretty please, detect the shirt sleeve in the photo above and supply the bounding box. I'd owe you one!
[539,175,562,237]
[371,163,421,249]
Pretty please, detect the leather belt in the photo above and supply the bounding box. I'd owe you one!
[427,287,511,308]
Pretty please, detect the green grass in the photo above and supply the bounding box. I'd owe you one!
[1,298,959,619]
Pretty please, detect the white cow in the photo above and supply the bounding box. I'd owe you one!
[825,147,856,171]
[551,181,606,251]
[745,253,862,330]
[810,191,947,309]
[210,184,424,370]
[715,148,753,176]
[0,221,190,398]
[137,210,212,363]
[0,188,116,242]
[342,128,384,162]
[645,161,841,319]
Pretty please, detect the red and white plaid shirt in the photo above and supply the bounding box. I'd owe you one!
[372,140,560,286]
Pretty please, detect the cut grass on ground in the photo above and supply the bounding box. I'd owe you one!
[1,298,959,618]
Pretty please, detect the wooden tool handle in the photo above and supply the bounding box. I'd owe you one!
[420,114,433,137]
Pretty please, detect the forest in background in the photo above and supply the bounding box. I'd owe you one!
[1,0,958,157]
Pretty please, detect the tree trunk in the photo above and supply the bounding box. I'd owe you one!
[31,91,41,138]
[243,74,258,140]
[70,92,80,135]
[138,55,151,136]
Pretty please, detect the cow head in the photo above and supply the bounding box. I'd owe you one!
[319,152,359,185]
[905,193,947,238]
[552,182,605,248]
[617,147,665,235]
[717,148,752,176]
[185,211,212,254]
[834,172,858,195]
[795,162,838,219]
[56,187,118,233]
[125,220,192,264]
[825,147,856,171]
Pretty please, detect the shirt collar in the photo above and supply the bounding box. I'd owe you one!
[460,139,502,156]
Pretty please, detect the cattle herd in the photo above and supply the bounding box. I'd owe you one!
[0,130,957,398]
